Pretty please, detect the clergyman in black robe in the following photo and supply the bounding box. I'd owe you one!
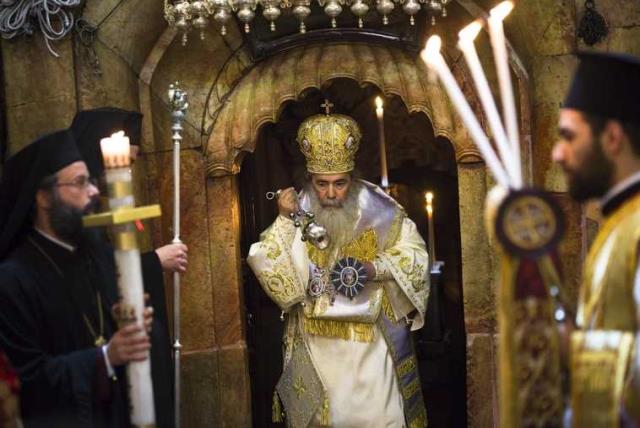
[71,107,186,428]
[0,130,152,427]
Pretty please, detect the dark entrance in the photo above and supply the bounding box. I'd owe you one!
[239,78,467,427]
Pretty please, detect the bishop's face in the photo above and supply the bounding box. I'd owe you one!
[552,109,613,202]
[310,173,352,208]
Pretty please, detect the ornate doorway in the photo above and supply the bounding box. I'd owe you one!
[239,78,466,427]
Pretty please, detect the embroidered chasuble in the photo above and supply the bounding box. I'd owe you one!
[571,184,640,427]
[248,180,429,428]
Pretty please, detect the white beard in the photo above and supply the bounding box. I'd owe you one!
[305,181,361,256]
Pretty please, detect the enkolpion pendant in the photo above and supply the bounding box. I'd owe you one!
[308,266,327,298]
[330,257,368,299]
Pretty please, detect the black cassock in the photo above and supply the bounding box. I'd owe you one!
[0,230,174,428]
[141,250,175,428]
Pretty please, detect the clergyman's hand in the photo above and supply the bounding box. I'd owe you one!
[143,306,154,334]
[155,243,188,273]
[107,323,151,366]
[277,187,299,218]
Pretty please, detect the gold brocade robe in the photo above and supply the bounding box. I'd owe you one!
[247,181,429,428]
[572,192,640,427]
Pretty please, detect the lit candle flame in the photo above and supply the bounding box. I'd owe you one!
[458,20,483,46]
[489,1,514,22]
[421,35,442,65]
[100,130,131,168]
[375,96,383,110]
[425,191,434,205]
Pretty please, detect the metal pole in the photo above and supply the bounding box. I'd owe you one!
[168,82,188,428]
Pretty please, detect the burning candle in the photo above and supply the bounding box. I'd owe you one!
[100,131,131,168]
[421,35,511,188]
[458,20,521,188]
[375,96,389,190]
[487,1,522,185]
[425,191,436,268]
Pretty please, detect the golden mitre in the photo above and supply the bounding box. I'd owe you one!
[297,114,362,174]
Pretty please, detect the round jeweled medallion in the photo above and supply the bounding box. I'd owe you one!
[330,257,368,299]
[495,189,564,259]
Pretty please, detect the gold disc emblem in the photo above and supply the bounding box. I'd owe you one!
[496,190,564,258]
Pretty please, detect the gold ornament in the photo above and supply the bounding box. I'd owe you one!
[297,113,362,174]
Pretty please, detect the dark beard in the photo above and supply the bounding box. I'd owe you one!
[567,139,614,202]
[49,193,100,244]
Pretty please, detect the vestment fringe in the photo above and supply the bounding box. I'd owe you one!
[302,318,375,342]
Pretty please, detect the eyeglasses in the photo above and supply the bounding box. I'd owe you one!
[56,176,98,190]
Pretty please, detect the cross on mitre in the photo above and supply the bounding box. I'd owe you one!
[321,99,334,115]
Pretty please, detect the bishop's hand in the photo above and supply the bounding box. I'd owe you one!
[277,187,299,218]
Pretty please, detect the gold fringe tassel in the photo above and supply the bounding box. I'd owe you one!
[320,394,331,426]
[303,317,375,342]
[272,390,283,423]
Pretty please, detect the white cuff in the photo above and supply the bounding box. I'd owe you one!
[373,256,393,280]
[101,344,116,379]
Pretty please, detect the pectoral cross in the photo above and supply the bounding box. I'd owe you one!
[321,99,334,115]
[95,336,106,347]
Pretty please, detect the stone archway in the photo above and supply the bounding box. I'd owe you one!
[203,43,481,175]
[201,41,524,427]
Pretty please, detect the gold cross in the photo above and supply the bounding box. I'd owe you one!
[321,99,334,115]
[293,375,307,398]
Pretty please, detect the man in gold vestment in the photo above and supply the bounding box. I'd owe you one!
[247,112,429,428]
[553,52,640,427]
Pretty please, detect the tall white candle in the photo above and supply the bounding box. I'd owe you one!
[425,192,435,268]
[421,36,511,188]
[458,21,522,188]
[488,1,522,185]
[100,142,156,426]
[375,96,389,189]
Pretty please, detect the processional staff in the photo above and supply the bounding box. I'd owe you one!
[84,131,162,427]
[168,82,189,428]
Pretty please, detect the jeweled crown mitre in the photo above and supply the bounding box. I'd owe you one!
[297,114,362,174]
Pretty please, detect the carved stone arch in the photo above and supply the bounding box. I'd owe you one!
[203,42,482,177]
